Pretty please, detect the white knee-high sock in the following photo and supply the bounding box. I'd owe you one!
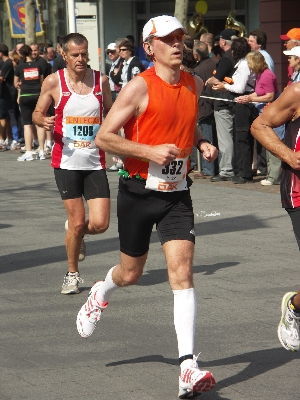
[95,266,118,304]
[173,288,197,363]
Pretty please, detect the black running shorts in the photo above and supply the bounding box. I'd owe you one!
[117,177,195,257]
[286,206,300,250]
[19,95,39,125]
[54,168,110,200]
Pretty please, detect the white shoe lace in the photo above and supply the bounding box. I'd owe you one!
[64,273,84,285]
[190,352,201,368]
[85,293,106,322]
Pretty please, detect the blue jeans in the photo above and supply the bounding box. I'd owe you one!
[199,115,218,176]
[7,107,19,142]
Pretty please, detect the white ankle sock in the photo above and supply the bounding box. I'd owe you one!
[173,288,197,368]
[95,266,118,304]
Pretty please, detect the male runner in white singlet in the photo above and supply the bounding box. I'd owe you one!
[76,16,218,398]
[33,33,112,294]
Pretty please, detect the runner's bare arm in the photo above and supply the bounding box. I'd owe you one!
[96,76,179,166]
[101,74,112,116]
[251,83,300,170]
[33,74,58,130]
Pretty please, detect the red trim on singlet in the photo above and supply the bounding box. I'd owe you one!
[51,69,70,168]
[281,117,300,208]
[92,70,105,166]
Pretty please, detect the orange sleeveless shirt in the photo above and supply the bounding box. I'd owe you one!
[123,67,198,179]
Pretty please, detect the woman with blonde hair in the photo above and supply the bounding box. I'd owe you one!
[237,51,278,107]
[237,50,284,185]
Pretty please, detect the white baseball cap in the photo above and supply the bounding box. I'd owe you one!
[106,43,116,51]
[283,46,300,57]
[143,15,188,42]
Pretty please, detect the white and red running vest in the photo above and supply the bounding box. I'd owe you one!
[51,68,105,170]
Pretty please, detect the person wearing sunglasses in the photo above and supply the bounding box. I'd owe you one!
[77,15,217,398]
[116,39,144,88]
[283,46,300,85]
[106,42,123,102]
[280,28,300,86]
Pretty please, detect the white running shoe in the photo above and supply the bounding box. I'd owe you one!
[178,355,216,398]
[278,292,300,351]
[17,152,34,161]
[260,179,273,186]
[65,220,86,261]
[77,281,108,338]
[61,272,84,294]
[44,145,52,155]
[37,151,46,160]
[106,164,119,172]
[9,140,18,150]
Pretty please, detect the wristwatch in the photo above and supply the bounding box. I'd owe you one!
[196,139,212,152]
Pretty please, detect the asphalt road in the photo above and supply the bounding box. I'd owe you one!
[1,149,299,399]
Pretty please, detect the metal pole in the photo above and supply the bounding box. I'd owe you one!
[197,149,201,172]
[67,0,76,33]
[98,0,105,74]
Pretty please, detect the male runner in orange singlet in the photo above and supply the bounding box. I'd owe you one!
[77,16,218,398]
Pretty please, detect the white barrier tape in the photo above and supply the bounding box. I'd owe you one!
[200,95,259,104]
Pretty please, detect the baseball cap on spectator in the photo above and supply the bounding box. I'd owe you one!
[215,29,238,41]
[106,43,116,51]
[280,28,300,41]
[143,15,188,41]
[283,46,300,57]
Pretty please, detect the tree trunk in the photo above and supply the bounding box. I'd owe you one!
[25,0,36,44]
[174,0,189,29]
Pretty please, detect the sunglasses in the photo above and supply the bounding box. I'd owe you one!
[119,48,129,52]
[106,50,116,55]
[153,33,184,44]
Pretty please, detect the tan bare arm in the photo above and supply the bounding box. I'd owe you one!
[251,83,300,170]
[33,73,59,130]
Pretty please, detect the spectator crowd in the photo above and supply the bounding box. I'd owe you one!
[1,27,300,186]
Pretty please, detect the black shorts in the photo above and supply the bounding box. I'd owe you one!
[117,177,195,257]
[19,95,39,125]
[286,207,300,250]
[54,168,110,200]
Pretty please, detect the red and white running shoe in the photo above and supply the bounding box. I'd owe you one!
[178,355,216,398]
[76,281,108,338]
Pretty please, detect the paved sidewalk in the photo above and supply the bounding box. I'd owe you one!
[1,149,299,400]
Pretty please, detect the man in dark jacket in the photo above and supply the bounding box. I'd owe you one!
[194,41,217,177]
[206,29,236,182]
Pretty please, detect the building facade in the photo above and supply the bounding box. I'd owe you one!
[0,0,299,88]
